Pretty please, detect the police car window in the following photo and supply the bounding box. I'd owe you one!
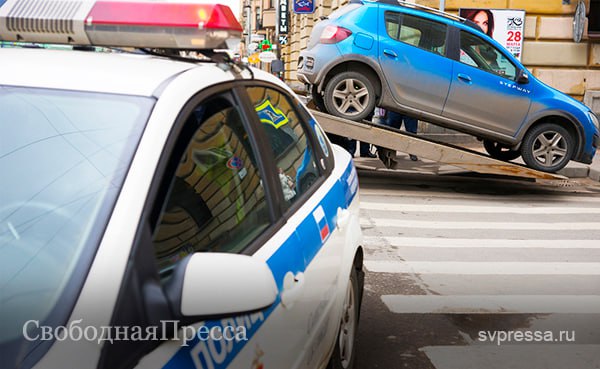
[386,12,447,55]
[153,97,269,278]
[459,31,517,80]
[246,87,320,208]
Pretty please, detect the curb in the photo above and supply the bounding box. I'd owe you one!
[590,167,600,182]
[557,165,590,179]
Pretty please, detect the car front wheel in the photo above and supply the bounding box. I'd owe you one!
[328,267,359,369]
[324,71,376,122]
[483,140,521,161]
[521,123,574,172]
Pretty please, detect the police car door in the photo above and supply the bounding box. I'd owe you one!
[106,85,322,369]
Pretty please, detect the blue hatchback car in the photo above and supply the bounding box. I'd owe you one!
[297,0,600,172]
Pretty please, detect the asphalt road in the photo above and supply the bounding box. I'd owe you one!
[354,171,600,369]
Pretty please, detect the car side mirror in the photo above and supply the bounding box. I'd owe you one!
[166,253,278,317]
[517,70,529,84]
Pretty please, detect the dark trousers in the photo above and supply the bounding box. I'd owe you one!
[347,140,372,156]
[385,110,417,133]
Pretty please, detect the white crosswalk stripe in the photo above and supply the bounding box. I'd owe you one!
[380,294,600,314]
[362,202,600,214]
[361,218,600,230]
[421,345,600,369]
[365,260,600,275]
[362,236,600,249]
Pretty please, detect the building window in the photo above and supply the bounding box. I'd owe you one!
[589,0,600,35]
[256,7,262,29]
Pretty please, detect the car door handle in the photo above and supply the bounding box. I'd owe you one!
[281,271,305,309]
[337,207,351,229]
[383,49,398,58]
[457,73,472,83]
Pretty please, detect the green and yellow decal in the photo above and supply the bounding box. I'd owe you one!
[255,100,289,129]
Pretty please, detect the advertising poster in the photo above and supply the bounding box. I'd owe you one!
[459,8,526,61]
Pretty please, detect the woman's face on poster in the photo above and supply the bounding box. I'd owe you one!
[473,11,490,35]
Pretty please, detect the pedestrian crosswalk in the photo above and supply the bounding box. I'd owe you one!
[360,192,600,368]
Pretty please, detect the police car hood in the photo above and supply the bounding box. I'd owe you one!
[0,48,212,96]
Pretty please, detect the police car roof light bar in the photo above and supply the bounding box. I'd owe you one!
[0,0,242,50]
[86,2,242,31]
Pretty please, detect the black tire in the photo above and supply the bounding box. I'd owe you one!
[521,123,574,172]
[323,71,376,122]
[483,139,521,161]
[328,267,360,369]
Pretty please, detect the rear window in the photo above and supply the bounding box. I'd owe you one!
[385,11,448,56]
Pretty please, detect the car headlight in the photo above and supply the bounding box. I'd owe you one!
[588,111,600,130]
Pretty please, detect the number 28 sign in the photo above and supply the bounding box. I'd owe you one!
[459,8,526,61]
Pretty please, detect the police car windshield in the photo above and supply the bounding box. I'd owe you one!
[0,86,153,364]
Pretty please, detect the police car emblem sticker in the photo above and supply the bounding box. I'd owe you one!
[312,205,330,242]
[255,100,289,129]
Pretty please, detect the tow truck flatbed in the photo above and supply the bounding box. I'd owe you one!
[311,110,567,181]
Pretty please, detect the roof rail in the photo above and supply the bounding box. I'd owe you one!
[374,0,483,31]
[375,0,464,22]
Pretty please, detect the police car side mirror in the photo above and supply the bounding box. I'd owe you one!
[167,253,278,317]
[517,69,529,84]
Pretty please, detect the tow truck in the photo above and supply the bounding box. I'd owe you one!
[310,109,568,181]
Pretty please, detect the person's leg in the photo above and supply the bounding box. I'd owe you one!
[403,116,418,134]
[401,116,419,161]
[386,111,403,129]
[360,141,376,157]
[377,111,404,167]
[347,139,357,157]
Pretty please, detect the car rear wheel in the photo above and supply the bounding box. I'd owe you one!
[328,267,359,369]
[483,140,521,161]
[324,71,376,122]
[521,123,574,172]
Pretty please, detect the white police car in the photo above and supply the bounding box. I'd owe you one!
[0,1,364,369]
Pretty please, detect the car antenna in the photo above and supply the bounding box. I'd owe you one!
[138,48,254,80]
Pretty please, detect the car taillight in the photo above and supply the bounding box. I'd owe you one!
[320,25,352,44]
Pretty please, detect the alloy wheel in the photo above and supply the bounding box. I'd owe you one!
[331,78,370,117]
[531,130,568,167]
[338,281,356,368]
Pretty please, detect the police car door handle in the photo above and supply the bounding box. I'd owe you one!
[457,73,472,83]
[281,271,305,309]
[337,207,351,229]
[383,49,398,58]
